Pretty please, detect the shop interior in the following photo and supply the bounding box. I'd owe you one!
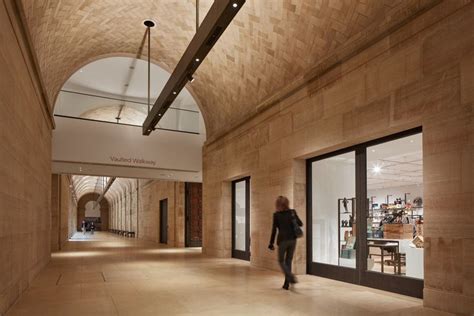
[312,132,424,280]
[364,133,423,279]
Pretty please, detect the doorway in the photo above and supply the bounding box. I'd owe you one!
[307,127,424,297]
[232,177,250,261]
[185,182,203,247]
[159,199,168,244]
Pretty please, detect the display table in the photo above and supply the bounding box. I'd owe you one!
[367,238,422,277]
[367,242,399,273]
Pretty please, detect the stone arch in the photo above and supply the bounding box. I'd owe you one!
[52,52,210,135]
[77,193,110,231]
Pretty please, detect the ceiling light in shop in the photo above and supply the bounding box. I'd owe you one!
[372,165,382,174]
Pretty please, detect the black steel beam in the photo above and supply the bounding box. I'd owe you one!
[96,177,116,205]
[142,0,245,135]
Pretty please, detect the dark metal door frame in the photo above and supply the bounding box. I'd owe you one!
[306,127,424,298]
[231,177,250,261]
[159,198,168,244]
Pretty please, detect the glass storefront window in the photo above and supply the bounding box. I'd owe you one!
[232,177,250,261]
[366,133,423,279]
[307,128,424,297]
[234,180,247,252]
[312,151,356,268]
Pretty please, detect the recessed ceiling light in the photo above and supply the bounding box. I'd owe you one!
[158,113,162,116]
[173,91,177,95]
[372,165,382,174]
[195,58,200,62]
[232,3,238,8]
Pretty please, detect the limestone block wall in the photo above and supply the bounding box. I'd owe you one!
[51,174,76,251]
[50,175,60,252]
[59,175,76,245]
[50,174,77,251]
[138,180,185,247]
[109,180,185,247]
[109,180,138,235]
[202,1,473,314]
[0,1,53,313]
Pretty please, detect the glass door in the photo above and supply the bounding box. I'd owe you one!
[232,177,250,261]
[307,127,424,297]
[361,131,424,297]
[307,150,358,283]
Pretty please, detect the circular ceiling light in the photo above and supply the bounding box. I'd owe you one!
[143,19,156,28]
[372,165,382,174]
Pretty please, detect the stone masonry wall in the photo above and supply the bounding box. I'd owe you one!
[51,174,77,251]
[0,1,53,313]
[202,1,473,314]
[109,180,185,248]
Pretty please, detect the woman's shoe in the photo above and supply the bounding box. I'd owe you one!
[289,275,298,284]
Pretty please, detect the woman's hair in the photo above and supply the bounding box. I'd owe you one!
[275,196,290,210]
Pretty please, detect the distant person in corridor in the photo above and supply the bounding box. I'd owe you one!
[268,196,303,290]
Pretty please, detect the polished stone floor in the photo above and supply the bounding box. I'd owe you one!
[7,232,451,316]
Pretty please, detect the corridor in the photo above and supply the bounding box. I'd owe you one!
[2,0,473,314]
[8,233,448,316]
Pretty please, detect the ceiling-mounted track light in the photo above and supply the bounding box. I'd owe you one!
[142,0,245,135]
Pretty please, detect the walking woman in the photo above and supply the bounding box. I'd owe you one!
[268,196,303,290]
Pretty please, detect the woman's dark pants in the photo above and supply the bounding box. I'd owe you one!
[278,239,296,287]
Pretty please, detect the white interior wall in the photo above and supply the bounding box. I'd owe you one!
[368,184,423,206]
[52,116,205,181]
[312,153,355,265]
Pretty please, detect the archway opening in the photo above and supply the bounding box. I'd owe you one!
[77,193,110,232]
[54,56,206,135]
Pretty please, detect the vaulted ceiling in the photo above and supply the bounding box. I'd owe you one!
[19,0,437,138]
[71,175,139,202]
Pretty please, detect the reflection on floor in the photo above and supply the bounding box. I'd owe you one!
[8,232,451,316]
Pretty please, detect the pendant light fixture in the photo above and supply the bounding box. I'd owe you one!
[143,19,156,114]
[142,0,245,135]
